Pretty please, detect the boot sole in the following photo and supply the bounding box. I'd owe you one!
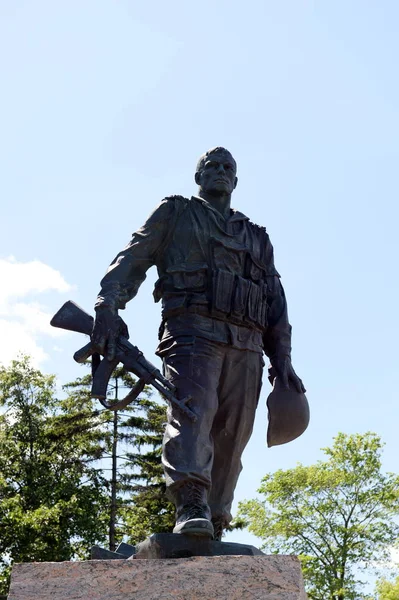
[173,518,214,538]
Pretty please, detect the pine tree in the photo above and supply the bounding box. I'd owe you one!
[117,388,176,545]
[61,364,175,549]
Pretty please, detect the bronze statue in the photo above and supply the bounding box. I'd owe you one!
[90,147,307,541]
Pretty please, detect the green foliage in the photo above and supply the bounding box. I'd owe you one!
[61,365,175,547]
[118,397,175,544]
[0,357,109,595]
[237,432,399,600]
[0,357,176,595]
[375,575,399,600]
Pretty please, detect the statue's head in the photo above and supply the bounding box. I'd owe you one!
[195,147,238,197]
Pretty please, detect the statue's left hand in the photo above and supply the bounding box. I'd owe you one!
[268,356,306,394]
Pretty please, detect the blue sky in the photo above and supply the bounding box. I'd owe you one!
[1,0,399,585]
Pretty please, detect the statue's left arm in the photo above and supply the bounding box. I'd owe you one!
[262,234,306,393]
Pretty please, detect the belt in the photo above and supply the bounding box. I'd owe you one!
[162,304,265,334]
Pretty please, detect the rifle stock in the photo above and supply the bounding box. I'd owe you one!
[50,301,93,336]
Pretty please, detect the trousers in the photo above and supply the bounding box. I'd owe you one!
[160,334,264,524]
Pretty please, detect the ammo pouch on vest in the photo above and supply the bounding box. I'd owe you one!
[212,269,268,331]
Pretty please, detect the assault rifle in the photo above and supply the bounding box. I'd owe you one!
[50,301,196,421]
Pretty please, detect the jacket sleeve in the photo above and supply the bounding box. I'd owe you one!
[262,233,292,360]
[95,197,184,312]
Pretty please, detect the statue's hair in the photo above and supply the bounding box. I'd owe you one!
[196,147,237,175]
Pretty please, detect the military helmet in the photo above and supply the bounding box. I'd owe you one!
[266,378,310,447]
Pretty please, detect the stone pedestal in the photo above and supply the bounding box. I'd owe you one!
[8,555,307,600]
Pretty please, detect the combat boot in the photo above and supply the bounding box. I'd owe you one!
[173,481,214,538]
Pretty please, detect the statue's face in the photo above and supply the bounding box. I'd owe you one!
[196,152,237,196]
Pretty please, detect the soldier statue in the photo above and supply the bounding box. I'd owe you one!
[91,147,306,541]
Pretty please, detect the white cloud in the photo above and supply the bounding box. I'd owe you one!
[0,320,48,366]
[12,302,64,337]
[0,256,70,309]
[0,256,73,367]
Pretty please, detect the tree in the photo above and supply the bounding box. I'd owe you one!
[0,356,176,595]
[375,575,399,600]
[119,391,175,544]
[61,365,175,548]
[237,432,399,600]
[0,357,109,595]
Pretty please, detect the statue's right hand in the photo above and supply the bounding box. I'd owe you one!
[91,307,129,362]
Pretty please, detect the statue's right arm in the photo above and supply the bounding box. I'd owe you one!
[92,196,184,359]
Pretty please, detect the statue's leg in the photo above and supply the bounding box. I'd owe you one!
[208,348,264,540]
[161,337,224,537]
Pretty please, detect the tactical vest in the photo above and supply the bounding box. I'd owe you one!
[153,196,277,333]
